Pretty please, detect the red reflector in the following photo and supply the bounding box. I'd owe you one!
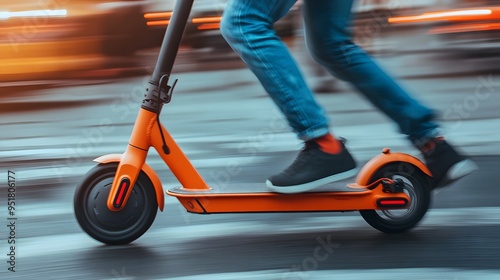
[379,199,407,205]
[114,179,130,207]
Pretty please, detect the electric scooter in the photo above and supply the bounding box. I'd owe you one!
[74,0,433,245]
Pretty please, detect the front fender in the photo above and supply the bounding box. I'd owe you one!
[356,148,432,186]
[94,154,165,211]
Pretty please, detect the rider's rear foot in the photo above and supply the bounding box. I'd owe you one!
[419,137,478,188]
[266,138,357,194]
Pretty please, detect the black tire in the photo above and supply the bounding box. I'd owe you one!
[74,163,158,245]
[359,162,431,233]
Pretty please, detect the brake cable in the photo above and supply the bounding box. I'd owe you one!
[156,74,178,155]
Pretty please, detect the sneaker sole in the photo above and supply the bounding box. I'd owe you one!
[265,168,359,194]
[435,159,478,188]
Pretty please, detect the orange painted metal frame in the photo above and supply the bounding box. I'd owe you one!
[172,182,409,214]
[169,149,429,213]
[94,153,166,211]
[103,108,210,212]
[101,108,430,213]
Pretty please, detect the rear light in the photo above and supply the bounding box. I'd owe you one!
[376,198,409,208]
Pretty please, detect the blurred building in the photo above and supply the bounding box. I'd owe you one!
[0,0,147,83]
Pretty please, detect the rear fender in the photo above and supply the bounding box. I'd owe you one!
[356,148,432,186]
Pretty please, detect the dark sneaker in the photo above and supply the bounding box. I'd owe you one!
[421,137,478,188]
[266,140,357,194]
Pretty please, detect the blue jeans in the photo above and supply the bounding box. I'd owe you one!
[220,0,439,145]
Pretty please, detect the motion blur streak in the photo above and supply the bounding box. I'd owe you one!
[389,9,493,23]
[0,9,67,19]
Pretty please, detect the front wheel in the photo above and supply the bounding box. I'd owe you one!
[74,163,158,245]
[360,163,432,233]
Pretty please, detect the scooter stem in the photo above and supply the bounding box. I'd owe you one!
[151,0,194,82]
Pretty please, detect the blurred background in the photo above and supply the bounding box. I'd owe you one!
[2,0,500,279]
[2,0,500,82]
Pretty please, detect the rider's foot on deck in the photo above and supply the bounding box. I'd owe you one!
[266,140,357,194]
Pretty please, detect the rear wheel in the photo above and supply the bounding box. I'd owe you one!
[74,163,158,245]
[360,163,431,233]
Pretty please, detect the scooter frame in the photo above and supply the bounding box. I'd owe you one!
[74,0,434,245]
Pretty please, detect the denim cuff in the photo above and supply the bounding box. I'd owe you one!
[297,127,331,141]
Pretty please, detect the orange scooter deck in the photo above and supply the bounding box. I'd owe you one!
[167,181,410,214]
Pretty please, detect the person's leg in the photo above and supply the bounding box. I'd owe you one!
[220,0,328,140]
[303,0,438,145]
[302,0,476,187]
[220,0,357,193]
